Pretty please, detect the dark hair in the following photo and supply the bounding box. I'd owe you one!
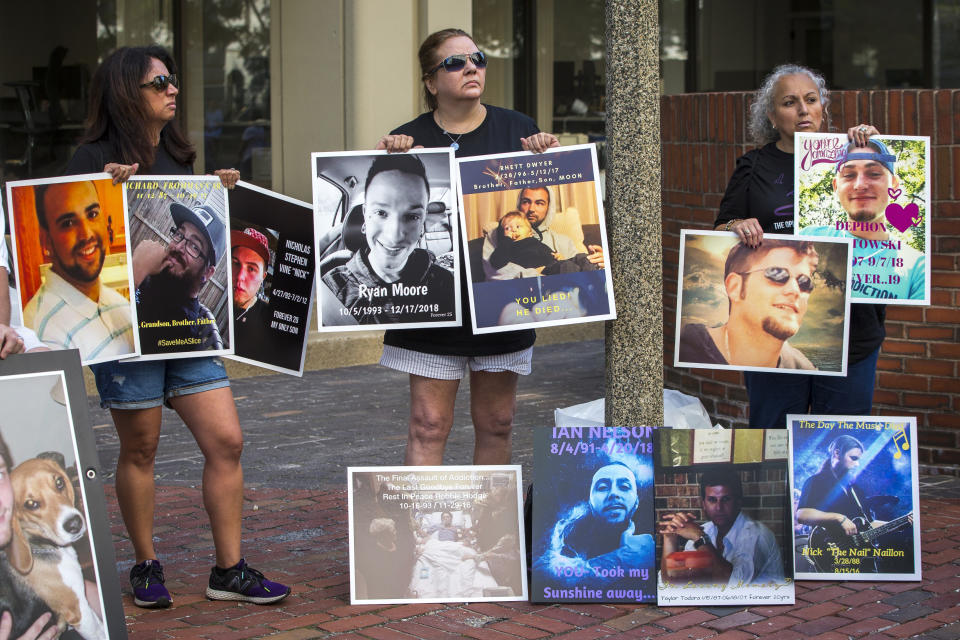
[441,511,453,519]
[365,153,430,197]
[519,186,551,205]
[418,28,473,111]
[34,183,51,230]
[724,238,819,280]
[0,431,11,471]
[699,466,743,500]
[81,45,196,169]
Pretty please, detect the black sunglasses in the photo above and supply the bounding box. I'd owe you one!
[140,74,178,91]
[427,51,487,75]
[738,266,815,293]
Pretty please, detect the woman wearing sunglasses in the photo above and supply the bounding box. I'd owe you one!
[64,46,289,609]
[712,63,885,428]
[376,28,559,466]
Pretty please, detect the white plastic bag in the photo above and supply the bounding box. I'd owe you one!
[663,388,714,429]
[554,398,605,429]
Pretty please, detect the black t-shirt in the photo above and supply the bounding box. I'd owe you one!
[798,467,871,521]
[714,143,885,364]
[383,105,539,356]
[65,133,192,176]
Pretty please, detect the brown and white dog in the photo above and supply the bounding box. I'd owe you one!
[8,455,105,640]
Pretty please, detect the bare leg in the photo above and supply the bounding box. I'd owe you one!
[111,407,162,563]
[469,370,519,464]
[405,374,460,465]
[168,387,244,568]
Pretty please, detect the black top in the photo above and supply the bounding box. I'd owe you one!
[798,467,871,522]
[678,323,726,364]
[66,130,193,176]
[490,236,558,270]
[383,105,539,356]
[714,143,885,364]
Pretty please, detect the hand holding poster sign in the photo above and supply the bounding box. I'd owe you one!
[794,133,930,304]
[312,150,460,331]
[456,144,616,333]
[226,182,314,376]
[125,175,232,359]
[5,174,138,365]
[788,415,921,581]
[674,230,852,375]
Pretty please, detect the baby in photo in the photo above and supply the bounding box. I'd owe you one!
[489,211,598,275]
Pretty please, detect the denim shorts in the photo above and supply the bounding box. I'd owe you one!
[91,356,230,409]
[380,345,533,380]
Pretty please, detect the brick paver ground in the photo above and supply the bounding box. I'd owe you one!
[86,341,960,638]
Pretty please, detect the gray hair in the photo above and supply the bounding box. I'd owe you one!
[748,64,831,147]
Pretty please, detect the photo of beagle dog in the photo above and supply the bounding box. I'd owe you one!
[8,453,106,640]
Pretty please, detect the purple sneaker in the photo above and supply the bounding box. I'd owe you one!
[206,559,290,604]
[130,559,172,608]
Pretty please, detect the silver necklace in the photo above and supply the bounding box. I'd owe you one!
[436,107,484,151]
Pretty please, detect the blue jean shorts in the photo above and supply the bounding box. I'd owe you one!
[91,357,230,409]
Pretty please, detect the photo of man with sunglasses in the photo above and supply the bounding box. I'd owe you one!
[678,237,822,370]
[132,202,226,354]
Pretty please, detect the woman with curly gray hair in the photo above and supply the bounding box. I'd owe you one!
[711,64,886,429]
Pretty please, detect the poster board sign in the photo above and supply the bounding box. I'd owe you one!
[531,426,657,604]
[312,149,460,331]
[347,466,526,604]
[794,133,930,304]
[225,182,314,376]
[0,350,127,639]
[456,144,616,333]
[674,230,851,376]
[124,175,232,359]
[655,428,795,606]
[788,415,921,581]
[5,174,139,364]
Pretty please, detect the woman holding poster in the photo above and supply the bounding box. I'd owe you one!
[711,64,885,428]
[375,28,560,466]
[64,45,289,608]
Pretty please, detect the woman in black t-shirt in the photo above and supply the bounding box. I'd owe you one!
[375,29,563,466]
[65,45,288,608]
[713,64,884,428]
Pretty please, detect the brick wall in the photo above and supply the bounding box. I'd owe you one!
[660,90,960,475]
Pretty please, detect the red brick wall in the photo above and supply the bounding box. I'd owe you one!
[661,90,960,475]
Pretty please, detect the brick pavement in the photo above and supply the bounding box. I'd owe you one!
[84,341,960,638]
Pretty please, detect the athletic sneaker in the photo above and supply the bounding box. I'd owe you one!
[206,559,291,604]
[130,559,172,608]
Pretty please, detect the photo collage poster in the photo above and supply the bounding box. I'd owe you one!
[531,426,657,604]
[674,230,852,376]
[347,466,526,604]
[5,174,138,365]
[456,144,616,333]
[788,415,921,581]
[794,132,930,304]
[226,182,315,376]
[0,350,127,639]
[655,428,795,606]
[124,175,233,360]
[312,149,460,331]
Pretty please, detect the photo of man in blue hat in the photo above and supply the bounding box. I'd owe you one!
[801,138,926,301]
[132,202,227,353]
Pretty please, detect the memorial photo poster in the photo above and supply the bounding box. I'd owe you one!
[788,415,921,581]
[348,466,526,604]
[794,133,930,304]
[674,230,852,376]
[312,149,460,331]
[532,426,656,604]
[655,428,794,606]
[226,182,314,376]
[0,350,127,639]
[456,144,616,333]
[124,175,232,359]
[5,174,138,365]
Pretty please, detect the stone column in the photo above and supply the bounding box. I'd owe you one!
[605,0,663,425]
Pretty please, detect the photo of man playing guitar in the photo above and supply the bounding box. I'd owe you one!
[795,434,915,576]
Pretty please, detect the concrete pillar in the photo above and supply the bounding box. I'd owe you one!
[605,0,663,425]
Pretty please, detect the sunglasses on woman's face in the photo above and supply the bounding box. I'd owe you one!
[427,51,487,75]
[738,266,815,293]
[140,74,178,91]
